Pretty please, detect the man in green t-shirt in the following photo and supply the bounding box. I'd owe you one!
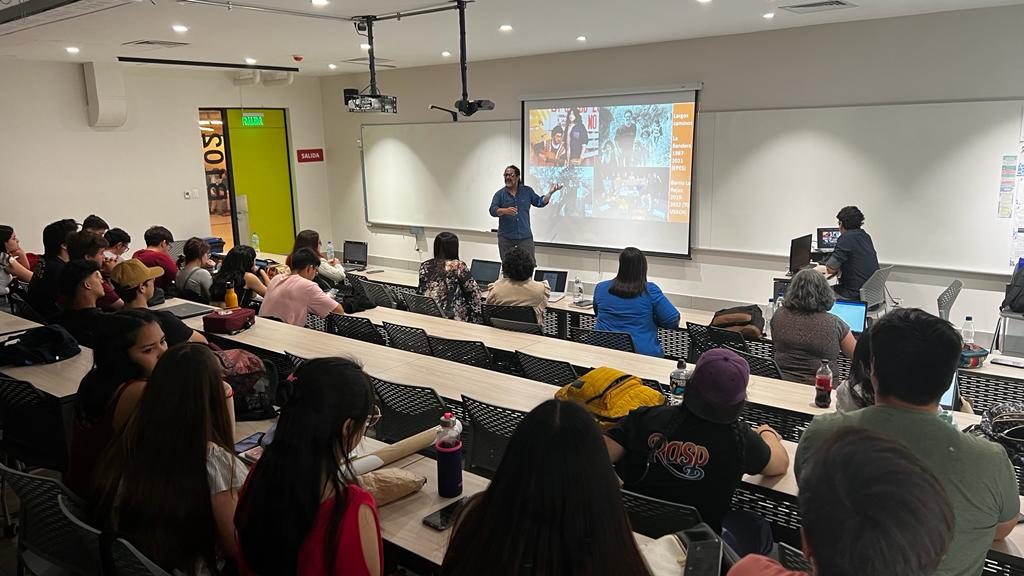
[795,308,1019,576]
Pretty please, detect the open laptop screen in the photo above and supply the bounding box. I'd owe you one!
[828,299,867,334]
[343,241,368,265]
[789,234,812,273]
[470,259,502,285]
[534,270,568,293]
[940,371,959,411]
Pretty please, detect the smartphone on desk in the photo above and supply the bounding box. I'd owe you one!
[422,497,469,531]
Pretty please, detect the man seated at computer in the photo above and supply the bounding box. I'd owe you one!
[825,205,879,300]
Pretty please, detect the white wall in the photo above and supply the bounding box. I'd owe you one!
[0,61,332,253]
[322,4,1024,335]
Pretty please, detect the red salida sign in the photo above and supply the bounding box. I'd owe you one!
[296,148,324,163]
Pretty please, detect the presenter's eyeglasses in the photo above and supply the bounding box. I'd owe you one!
[503,171,517,178]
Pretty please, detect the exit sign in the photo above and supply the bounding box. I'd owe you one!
[241,113,264,126]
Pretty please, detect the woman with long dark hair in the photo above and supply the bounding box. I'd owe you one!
[210,245,268,307]
[93,344,242,574]
[593,247,679,357]
[441,399,649,576]
[0,225,33,294]
[836,325,874,411]
[235,357,382,576]
[67,309,167,498]
[285,229,346,286]
[418,232,481,323]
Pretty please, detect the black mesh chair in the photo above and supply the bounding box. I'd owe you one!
[568,326,636,353]
[304,313,327,332]
[57,495,101,575]
[0,375,69,473]
[778,542,813,572]
[709,325,750,353]
[102,534,172,576]
[491,318,544,334]
[516,351,578,387]
[686,322,719,363]
[428,335,492,370]
[9,292,46,324]
[461,395,527,474]
[326,315,387,346]
[358,278,397,309]
[383,321,432,355]
[284,351,307,369]
[404,293,446,318]
[620,490,703,539]
[371,377,447,443]
[728,347,783,379]
[482,304,537,326]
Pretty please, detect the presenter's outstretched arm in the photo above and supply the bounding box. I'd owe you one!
[543,183,563,206]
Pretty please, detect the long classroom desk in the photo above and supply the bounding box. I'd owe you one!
[0,310,42,337]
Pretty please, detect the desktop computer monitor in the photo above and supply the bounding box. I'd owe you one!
[534,269,568,293]
[788,234,813,274]
[817,227,841,250]
[828,299,868,334]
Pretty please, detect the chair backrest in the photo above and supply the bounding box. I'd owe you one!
[686,322,719,364]
[568,326,636,353]
[404,293,446,318]
[103,534,173,576]
[859,265,894,308]
[284,351,306,370]
[727,347,783,379]
[327,315,386,345]
[620,489,703,539]
[515,351,578,386]
[371,377,447,443]
[359,278,397,309]
[490,318,544,334]
[9,291,47,324]
[165,239,187,263]
[778,542,814,572]
[461,395,527,473]
[304,313,327,332]
[428,335,492,369]
[937,279,963,321]
[708,325,749,353]
[383,321,432,355]
[57,495,101,576]
[0,375,69,472]
[482,304,537,325]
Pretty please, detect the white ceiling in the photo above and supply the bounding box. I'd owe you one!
[0,0,1021,75]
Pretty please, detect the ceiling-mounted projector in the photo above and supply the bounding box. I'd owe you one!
[454,99,494,117]
[344,89,397,114]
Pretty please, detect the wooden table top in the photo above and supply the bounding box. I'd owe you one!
[0,311,41,337]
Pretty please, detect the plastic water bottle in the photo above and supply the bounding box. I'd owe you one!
[326,241,335,261]
[765,299,774,337]
[962,316,975,345]
[251,233,260,253]
[436,412,463,497]
[814,359,833,408]
[573,276,584,303]
[668,360,690,405]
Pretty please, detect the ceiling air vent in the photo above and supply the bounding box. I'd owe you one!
[781,0,856,14]
[122,39,190,48]
[343,56,396,69]
[0,0,141,37]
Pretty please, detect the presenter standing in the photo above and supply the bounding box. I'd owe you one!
[490,165,561,263]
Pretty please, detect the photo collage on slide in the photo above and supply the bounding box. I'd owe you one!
[528,104,682,223]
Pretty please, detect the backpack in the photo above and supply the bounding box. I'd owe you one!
[965,402,1024,463]
[555,366,665,428]
[1002,266,1024,313]
[213,349,278,421]
[711,305,765,340]
[0,325,81,367]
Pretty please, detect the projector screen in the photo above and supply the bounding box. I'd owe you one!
[522,89,697,257]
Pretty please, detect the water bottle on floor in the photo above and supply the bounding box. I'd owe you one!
[436,412,463,497]
[251,233,260,254]
[962,316,975,345]
[814,359,833,408]
[326,241,335,261]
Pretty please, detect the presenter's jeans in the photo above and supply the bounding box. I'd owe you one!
[498,236,535,263]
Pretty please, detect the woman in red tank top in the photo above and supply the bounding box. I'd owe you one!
[235,358,382,576]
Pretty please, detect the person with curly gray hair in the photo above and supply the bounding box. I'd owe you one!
[771,269,857,384]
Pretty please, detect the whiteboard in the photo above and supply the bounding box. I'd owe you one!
[698,100,1024,275]
[361,121,518,232]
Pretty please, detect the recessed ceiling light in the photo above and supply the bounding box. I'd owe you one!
[763,11,775,19]
[697,0,711,3]
[311,0,329,5]
[499,24,513,32]
[65,46,80,54]
[172,24,189,33]
[441,50,451,57]
[360,43,371,51]
[328,63,337,70]
[245,57,257,65]
[576,35,587,42]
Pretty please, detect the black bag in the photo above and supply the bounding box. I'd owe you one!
[1002,267,1024,313]
[0,325,81,367]
[214,349,278,421]
[711,305,765,340]
[342,294,377,314]
[966,402,1024,461]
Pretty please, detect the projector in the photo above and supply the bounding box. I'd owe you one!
[344,90,398,114]
[454,98,494,117]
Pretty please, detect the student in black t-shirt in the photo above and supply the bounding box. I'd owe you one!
[57,259,108,347]
[110,259,207,346]
[826,205,879,300]
[604,348,789,535]
[27,218,78,321]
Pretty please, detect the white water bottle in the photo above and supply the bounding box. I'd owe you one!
[326,241,335,261]
[251,233,260,253]
[765,299,774,337]
[573,276,584,303]
[962,316,975,345]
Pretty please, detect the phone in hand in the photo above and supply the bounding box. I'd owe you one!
[422,497,469,531]
[234,432,264,454]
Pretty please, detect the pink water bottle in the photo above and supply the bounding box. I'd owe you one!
[436,412,463,497]
[814,359,833,408]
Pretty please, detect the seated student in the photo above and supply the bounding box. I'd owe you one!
[0,225,33,298]
[103,228,131,260]
[66,310,167,498]
[67,230,123,311]
[93,344,242,574]
[419,232,481,323]
[729,427,955,576]
[27,218,78,321]
[258,248,343,326]
[57,260,108,347]
[286,229,346,287]
[442,399,648,576]
[593,247,679,357]
[825,205,879,300]
[111,259,207,345]
[771,268,856,384]
[605,348,789,534]
[132,226,178,292]
[210,245,268,308]
[835,325,874,412]
[796,308,1019,576]
[81,214,109,237]
[176,237,214,303]
[485,246,550,323]
[236,358,383,576]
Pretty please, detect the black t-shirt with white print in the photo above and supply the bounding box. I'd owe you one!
[606,404,771,532]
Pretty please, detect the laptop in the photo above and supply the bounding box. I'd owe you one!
[828,299,868,335]
[940,371,961,411]
[342,240,368,272]
[786,234,813,276]
[535,269,569,302]
[470,259,502,290]
[159,302,213,319]
[817,227,841,253]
